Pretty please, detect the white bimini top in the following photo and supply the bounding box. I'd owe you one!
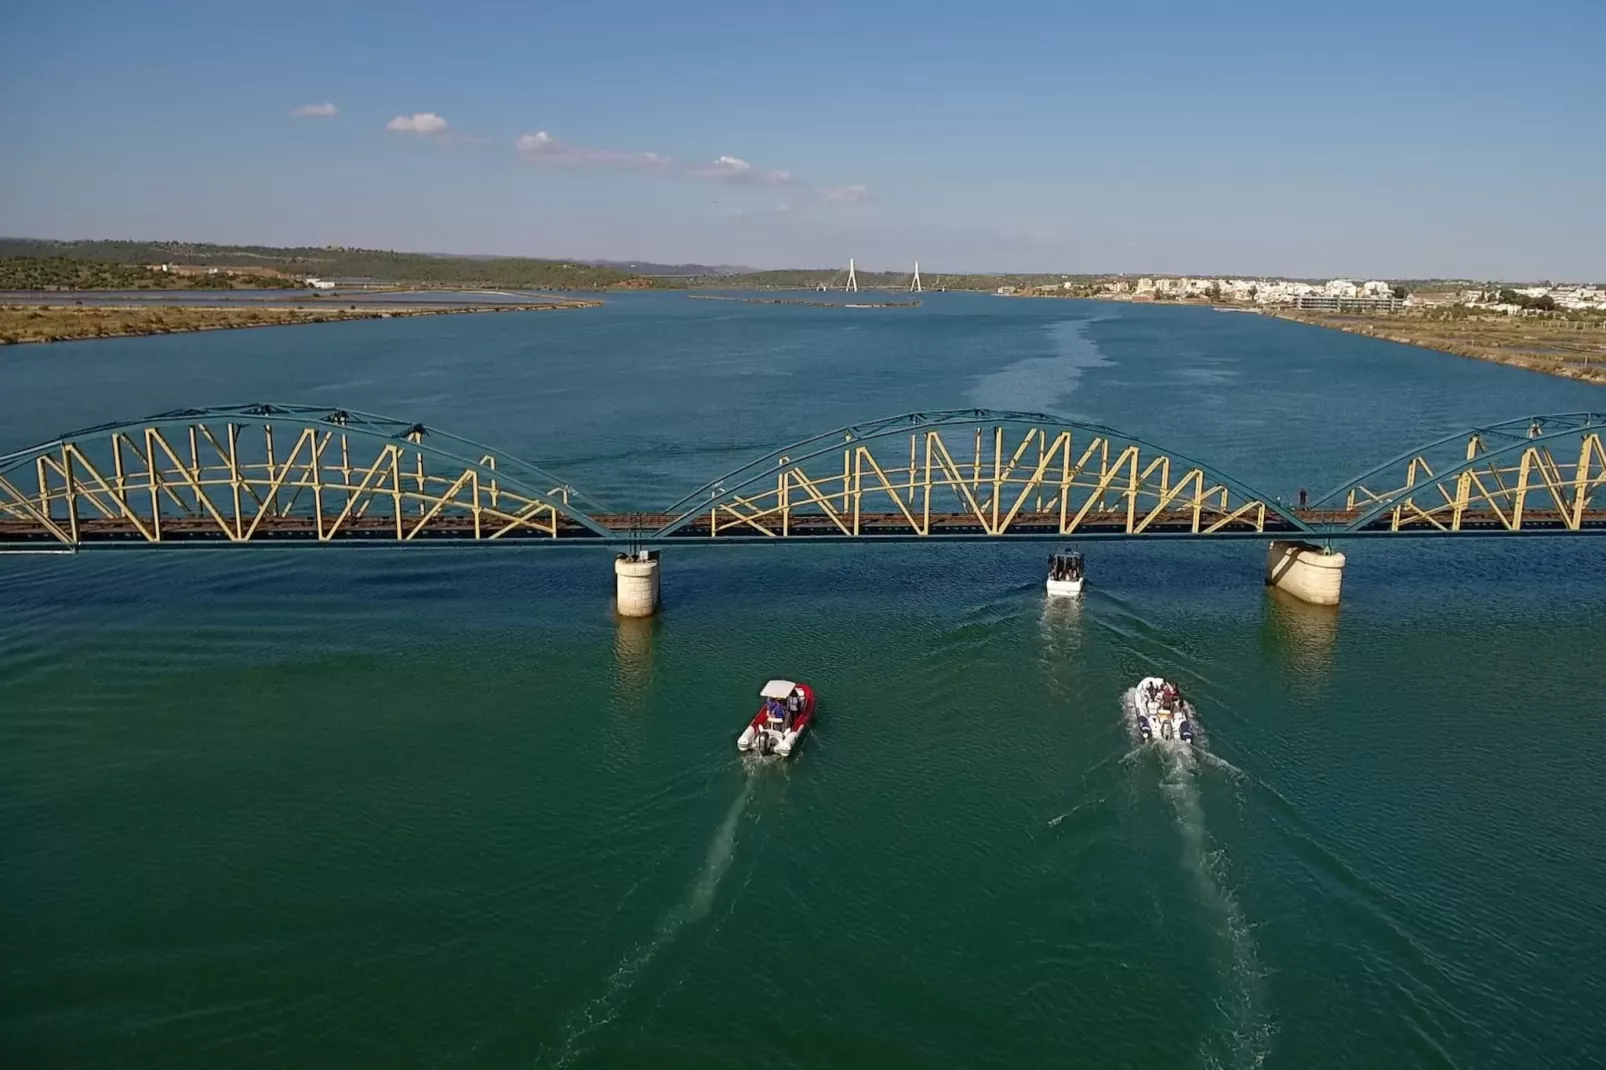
[760,679,798,699]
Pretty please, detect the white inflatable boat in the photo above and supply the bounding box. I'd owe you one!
[1133,675,1195,744]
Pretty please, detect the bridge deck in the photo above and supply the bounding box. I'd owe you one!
[4,508,1603,546]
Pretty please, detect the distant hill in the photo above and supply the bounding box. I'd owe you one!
[586,260,753,277]
[0,239,666,291]
[687,268,1086,292]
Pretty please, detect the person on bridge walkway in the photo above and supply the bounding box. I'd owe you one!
[1298,487,1308,510]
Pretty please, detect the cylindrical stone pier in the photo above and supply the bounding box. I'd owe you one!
[614,550,661,617]
[1265,540,1345,606]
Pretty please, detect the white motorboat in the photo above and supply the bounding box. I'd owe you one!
[737,679,816,758]
[1133,675,1195,744]
[1046,549,1085,597]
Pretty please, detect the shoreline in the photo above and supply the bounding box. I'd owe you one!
[1270,311,1606,386]
[0,300,602,345]
[1007,291,1606,386]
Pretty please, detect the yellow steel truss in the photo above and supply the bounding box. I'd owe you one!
[702,427,1268,537]
[0,421,575,546]
[1343,431,1606,532]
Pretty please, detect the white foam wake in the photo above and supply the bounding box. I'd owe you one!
[545,777,755,1067]
[1123,689,1273,1067]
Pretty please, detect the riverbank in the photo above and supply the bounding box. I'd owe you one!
[0,300,602,344]
[1274,310,1606,385]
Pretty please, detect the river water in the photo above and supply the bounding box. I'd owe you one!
[2,294,1603,1068]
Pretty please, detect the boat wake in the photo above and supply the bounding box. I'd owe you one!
[544,776,755,1068]
[1124,689,1274,1068]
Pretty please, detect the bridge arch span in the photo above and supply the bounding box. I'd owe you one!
[1311,412,1606,534]
[0,403,611,547]
[651,409,1310,540]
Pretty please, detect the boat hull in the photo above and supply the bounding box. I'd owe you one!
[1046,577,1085,597]
[738,682,816,758]
[1133,675,1195,744]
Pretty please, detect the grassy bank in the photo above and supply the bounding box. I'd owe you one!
[0,241,663,291]
[1275,309,1606,386]
[0,301,600,344]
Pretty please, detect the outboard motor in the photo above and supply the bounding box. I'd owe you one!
[1161,720,1173,741]
[1178,718,1193,743]
[1137,715,1152,741]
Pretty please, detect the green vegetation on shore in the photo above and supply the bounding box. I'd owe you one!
[0,239,662,291]
[0,301,600,345]
[0,257,302,291]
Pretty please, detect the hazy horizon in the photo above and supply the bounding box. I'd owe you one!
[3,1,1601,280]
[6,233,1594,285]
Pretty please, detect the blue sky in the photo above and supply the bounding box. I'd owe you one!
[2,0,1602,278]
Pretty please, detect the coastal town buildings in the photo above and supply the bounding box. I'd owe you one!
[1093,276,1603,314]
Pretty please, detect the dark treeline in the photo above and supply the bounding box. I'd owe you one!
[0,240,659,290]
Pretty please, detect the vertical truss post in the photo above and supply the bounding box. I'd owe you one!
[389,447,404,540]
[188,426,202,516]
[780,465,790,537]
[340,434,353,511]
[1125,446,1140,533]
[1059,435,1072,533]
[852,447,863,536]
[414,449,427,517]
[907,433,917,507]
[841,434,851,513]
[1513,449,1534,530]
[226,423,243,539]
[264,423,278,519]
[144,433,163,542]
[923,433,934,534]
[1570,435,1595,528]
[972,427,982,491]
[991,426,1003,533]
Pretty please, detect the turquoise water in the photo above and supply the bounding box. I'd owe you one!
[3,295,1604,1068]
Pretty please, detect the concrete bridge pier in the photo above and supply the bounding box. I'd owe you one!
[1265,540,1345,605]
[615,549,661,617]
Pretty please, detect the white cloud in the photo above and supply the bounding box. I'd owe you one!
[515,131,672,169]
[512,128,859,201]
[692,155,794,186]
[823,184,872,205]
[386,112,449,135]
[291,102,337,118]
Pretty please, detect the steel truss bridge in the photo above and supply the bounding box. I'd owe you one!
[1,405,1603,550]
